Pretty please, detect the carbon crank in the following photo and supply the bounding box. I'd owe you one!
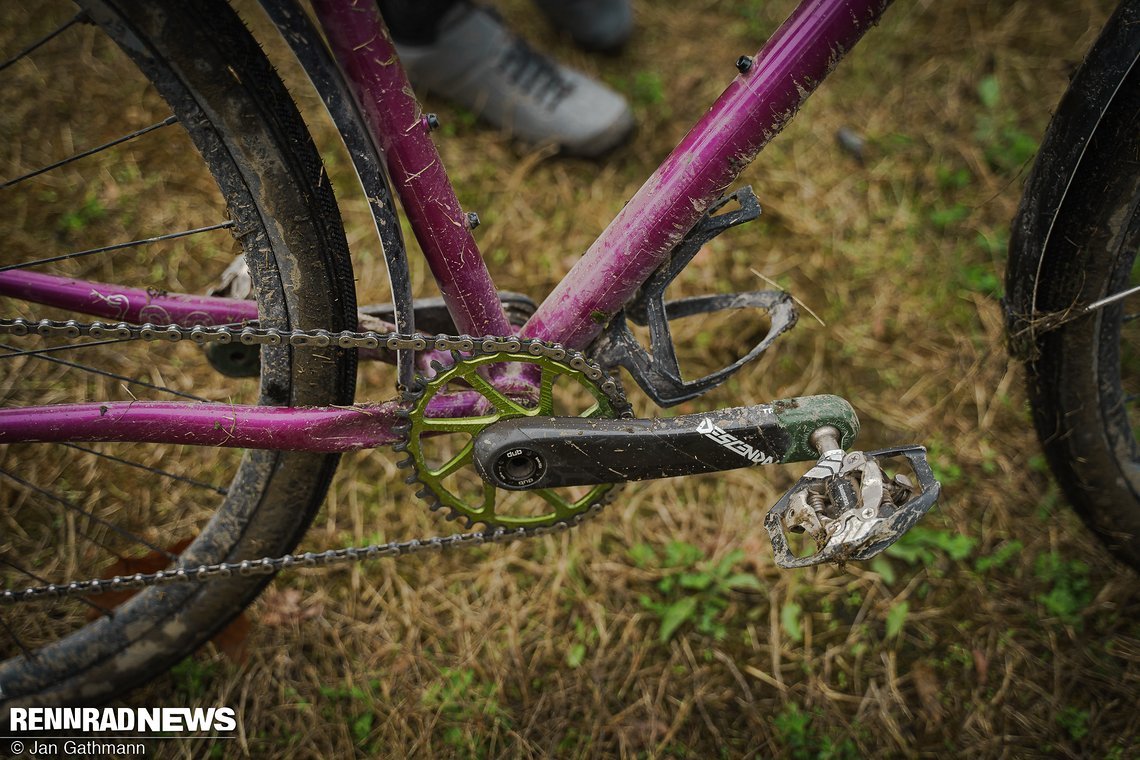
[470,398,940,567]
[473,395,860,489]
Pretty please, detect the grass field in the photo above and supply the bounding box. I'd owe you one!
[4,0,1140,757]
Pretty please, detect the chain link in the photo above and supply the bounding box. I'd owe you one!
[0,317,624,605]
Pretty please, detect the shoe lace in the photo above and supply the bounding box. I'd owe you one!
[497,37,575,109]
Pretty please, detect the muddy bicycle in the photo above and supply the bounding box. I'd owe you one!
[0,0,1137,710]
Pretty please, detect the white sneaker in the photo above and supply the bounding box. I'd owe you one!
[397,5,635,157]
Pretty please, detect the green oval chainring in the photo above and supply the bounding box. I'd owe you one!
[398,346,627,529]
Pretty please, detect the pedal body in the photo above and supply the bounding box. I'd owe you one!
[764,445,941,567]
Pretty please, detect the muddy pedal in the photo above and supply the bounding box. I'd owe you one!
[764,433,941,568]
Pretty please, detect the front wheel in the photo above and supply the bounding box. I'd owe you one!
[1006,0,1140,571]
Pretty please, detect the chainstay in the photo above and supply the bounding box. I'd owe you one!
[0,316,628,605]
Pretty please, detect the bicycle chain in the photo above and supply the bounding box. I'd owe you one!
[0,317,629,606]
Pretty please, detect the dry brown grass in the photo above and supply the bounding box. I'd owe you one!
[3,0,1140,757]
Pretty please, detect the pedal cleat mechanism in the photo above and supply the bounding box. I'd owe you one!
[765,428,941,568]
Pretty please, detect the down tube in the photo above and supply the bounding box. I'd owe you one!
[524,0,892,350]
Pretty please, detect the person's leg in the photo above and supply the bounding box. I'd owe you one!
[384,2,634,157]
[531,0,633,53]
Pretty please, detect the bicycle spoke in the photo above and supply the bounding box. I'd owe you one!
[0,116,178,190]
[0,11,86,73]
[62,443,227,496]
[0,336,135,360]
[0,341,209,402]
[0,468,176,562]
[0,221,235,273]
[1086,284,1140,313]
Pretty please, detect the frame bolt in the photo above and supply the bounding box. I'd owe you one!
[736,55,753,74]
[466,211,481,230]
[425,112,440,131]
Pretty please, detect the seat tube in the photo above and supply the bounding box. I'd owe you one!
[524,0,892,350]
[312,0,512,338]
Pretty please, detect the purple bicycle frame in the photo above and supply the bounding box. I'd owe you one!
[0,0,890,451]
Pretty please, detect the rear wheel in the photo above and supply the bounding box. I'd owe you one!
[1006,0,1140,571]
[0,0,356,707]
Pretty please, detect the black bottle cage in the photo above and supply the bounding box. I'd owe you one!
[591,186,798,406]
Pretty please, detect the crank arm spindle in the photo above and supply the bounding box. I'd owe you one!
[472,394,859,489]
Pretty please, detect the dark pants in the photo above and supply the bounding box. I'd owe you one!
[377,0,463,44]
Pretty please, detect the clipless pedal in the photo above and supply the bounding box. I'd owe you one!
[763,427,940,567]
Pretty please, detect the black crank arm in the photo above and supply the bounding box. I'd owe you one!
[473,395,859,490]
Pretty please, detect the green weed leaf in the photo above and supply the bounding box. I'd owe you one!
[715,549,745,575]
[629,542,657,568]
[886,601,909,638]
[679,572,714,590]
[887,526,975,566]
[975,540,1023,573]
[1057,706,1090,741]
[664,541,703,568]
[1034,553,1092,625]
[659,597,698,643]
[781,600,803,643]
[929,203,970,228]
[871,556,896,585]
[940,534,975,561]
[977,75,1000,109]
[352,712,373,743]
[725,573,763,591]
